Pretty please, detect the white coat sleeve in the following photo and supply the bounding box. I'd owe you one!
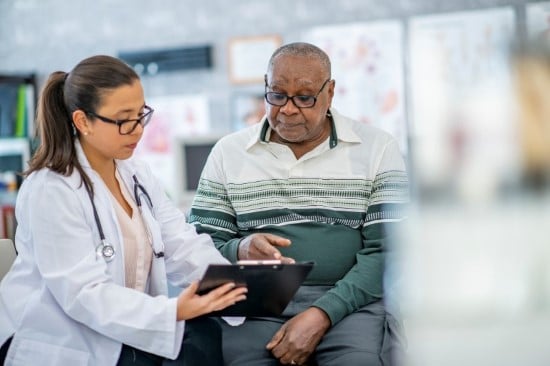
[30,175,182,359]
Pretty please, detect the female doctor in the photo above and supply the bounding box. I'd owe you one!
[0,55,247,366]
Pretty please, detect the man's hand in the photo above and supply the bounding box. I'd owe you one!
[266,307,331,365]
[238,233,295,264]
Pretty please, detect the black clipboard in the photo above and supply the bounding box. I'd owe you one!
[197,261,314,316]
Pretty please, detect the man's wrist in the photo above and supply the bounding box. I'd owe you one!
[309,306,332,331]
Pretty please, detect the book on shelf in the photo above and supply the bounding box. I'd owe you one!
[1,205,16,241]
[15,85,26,138]
[0,84,18,137]
[25,83,35,138]
[0,82,34,138]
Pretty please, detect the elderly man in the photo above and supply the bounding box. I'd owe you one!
[189,42,408,365]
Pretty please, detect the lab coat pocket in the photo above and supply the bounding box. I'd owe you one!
[7,337,90,366]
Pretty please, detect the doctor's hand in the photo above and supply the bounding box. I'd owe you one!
[238,233,295,264]
[176,281,247,321]
[266,307,331,365]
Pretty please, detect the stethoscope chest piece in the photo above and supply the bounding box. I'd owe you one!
[96,240,116,262]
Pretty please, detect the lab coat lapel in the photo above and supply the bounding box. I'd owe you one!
[74,140,126,286]
[116,161,169,297]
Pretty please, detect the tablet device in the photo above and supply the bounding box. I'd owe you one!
[197,261,314,316]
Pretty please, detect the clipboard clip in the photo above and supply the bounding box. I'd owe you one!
[236,260,282,265]
[237,259,282,270]
[235,260,316,269]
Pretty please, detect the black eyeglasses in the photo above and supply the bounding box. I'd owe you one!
[264,78,331,109]
[85,105,154,135]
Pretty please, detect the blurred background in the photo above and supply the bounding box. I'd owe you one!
[2,0,550,364]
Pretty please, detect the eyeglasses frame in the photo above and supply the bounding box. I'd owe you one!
[84,105,154,135]
[264,78,332,109]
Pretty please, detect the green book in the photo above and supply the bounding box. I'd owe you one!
[15,84,26,137]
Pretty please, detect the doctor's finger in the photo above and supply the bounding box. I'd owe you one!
[210,287,248,311]
[204,281,240,298]
[179,280,200,298]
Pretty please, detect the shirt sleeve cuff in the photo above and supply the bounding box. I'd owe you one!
[223,237,244,263]
[312,292,350,326]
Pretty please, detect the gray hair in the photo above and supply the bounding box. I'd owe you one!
[267,42,331,78]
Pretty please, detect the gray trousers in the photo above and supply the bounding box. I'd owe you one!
[220,286,406,366]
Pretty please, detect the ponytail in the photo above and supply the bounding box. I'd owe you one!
[24,55,139,193]
[26,71,77,177]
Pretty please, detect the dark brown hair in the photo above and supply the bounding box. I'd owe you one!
[26,55,139,192]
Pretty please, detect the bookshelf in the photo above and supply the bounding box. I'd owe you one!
[0,73,37,240]
[0,74,36,139]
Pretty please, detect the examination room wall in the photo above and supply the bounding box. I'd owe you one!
[2,0,550,365]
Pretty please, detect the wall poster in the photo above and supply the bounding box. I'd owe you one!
[408,7,517,191]
[133,94,210,202]
[302,21,407,155]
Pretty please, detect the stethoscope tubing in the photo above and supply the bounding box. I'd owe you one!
[85,174,162,262]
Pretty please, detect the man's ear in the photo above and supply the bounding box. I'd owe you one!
[72,110,90,135]
[327,79,335,107]
[328,79,335,97]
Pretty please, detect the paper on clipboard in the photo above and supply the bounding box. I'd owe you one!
[198,261,314,316]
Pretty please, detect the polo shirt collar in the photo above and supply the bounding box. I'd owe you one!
[247,108,360,150]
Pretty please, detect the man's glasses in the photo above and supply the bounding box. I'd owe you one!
[85,105,154,135]
[264,78,331,109]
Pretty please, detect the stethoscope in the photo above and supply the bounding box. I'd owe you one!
[85,174,164,262]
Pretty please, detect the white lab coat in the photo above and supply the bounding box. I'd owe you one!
[0,141,229,365]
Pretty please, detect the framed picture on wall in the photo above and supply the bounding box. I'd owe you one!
[228,35,282,84]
